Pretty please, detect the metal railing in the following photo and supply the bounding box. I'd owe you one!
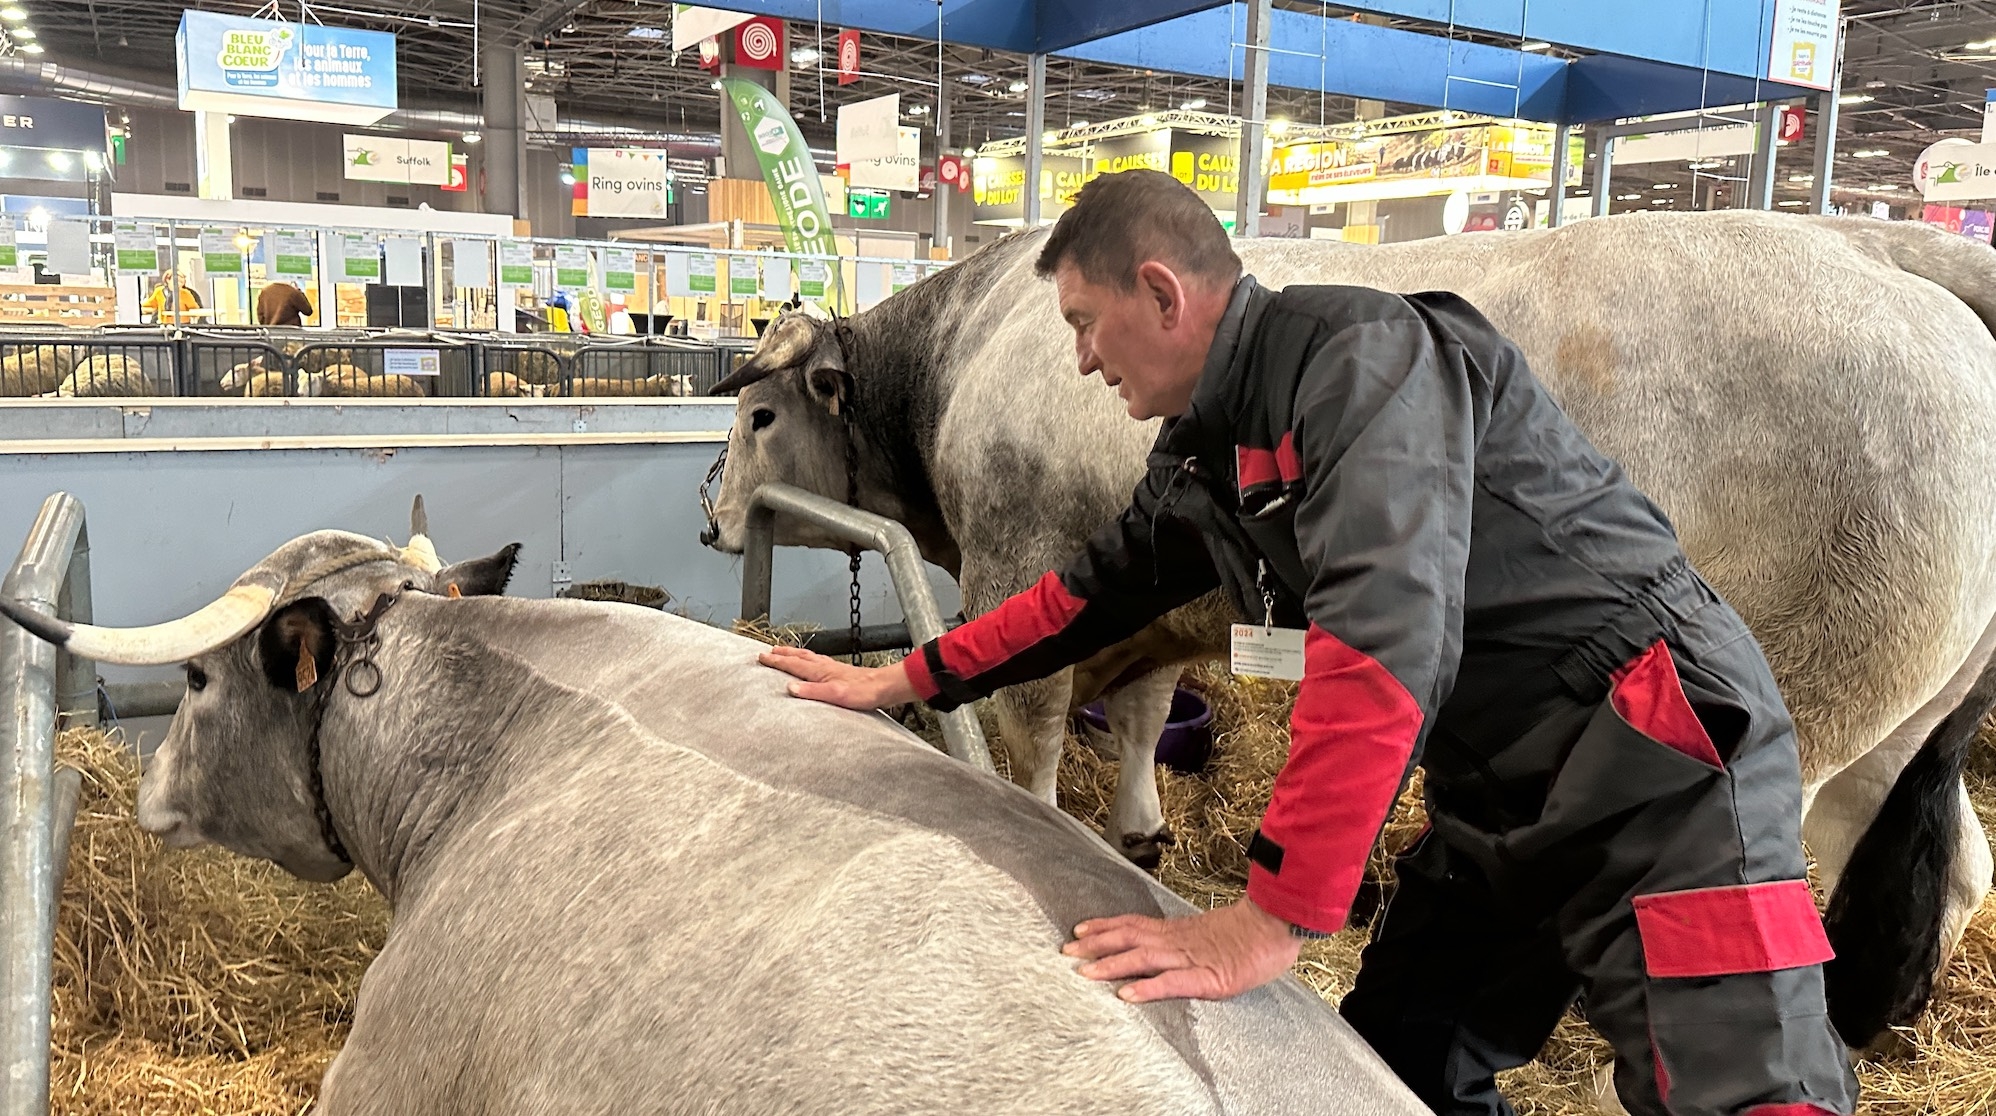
[1,492,93,1116]
[738,483,992,774]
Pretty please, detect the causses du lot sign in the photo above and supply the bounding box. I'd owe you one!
[177,11,398,125]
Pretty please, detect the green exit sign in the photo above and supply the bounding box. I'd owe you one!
[848,189,890,220]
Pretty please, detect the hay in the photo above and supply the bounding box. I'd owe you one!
[48,727,385,1114]
[39,667,1996,1115]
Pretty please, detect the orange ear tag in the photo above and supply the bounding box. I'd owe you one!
[294,652,318,692]
[447,582,462,599]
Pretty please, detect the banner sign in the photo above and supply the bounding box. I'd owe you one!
[444,153,468,192]
[340,232,380,282]
[848,126,921,192]
[937,154,971,193]
[837,93,901,165]
[199,228,243,275]
[797,260,829,300]
[603,248,636,292]
[583,148,673,217]
[836,29,861,85]
[673,5,753,52]
[722,78,838,259]
[729,257,759,297]
[114,221,159,275]
[0,216,20,268]
[1767,0,1840,90]
[0,95,110,158]
[176,11,397,125]
[1963,209,1995,243]
[1917,140,1996,202]
[971,154,1086,224]
[499,240,535,286]
[1090,131,1170,179]
[734,16,784,71]
[848,188,890,219]
[1167,132,1240,207]
[343,134,450,184]
[272,229,314,276]
[554,245,591,288]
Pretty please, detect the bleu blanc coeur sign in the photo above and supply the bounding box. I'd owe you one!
[176,11,397,126]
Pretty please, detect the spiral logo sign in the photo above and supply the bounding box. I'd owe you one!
[739,22,778,63]
[839,36,858,73]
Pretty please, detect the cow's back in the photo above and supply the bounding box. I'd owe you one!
[320,599,1422,1115]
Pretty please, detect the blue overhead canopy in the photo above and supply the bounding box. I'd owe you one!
[678,1,1831,123]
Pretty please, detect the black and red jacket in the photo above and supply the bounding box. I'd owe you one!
[904,277,1687,934]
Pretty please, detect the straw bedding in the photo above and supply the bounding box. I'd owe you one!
[43,659,1996,1114]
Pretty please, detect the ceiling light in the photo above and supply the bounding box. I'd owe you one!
[1850,148,1888,158]
[560,170,575,185]
[1967,39,1996,51]
[1268,118,1289,135]
[1839,93,1873,105]
[791,47,819,65]
[626,26,665,40]
[1872,183,1900,191]
[45,151,68,171]
[1043,131,1058,144]
[19,42,39,53]
[1520,40,1551,52]
[0,8,25,21]
[1069,120,1087,128]
[1617,193,1642,201]
[82,151,100,171]
[962,147,977,159]
[234,233,252,250]
[10,27,31,39]
[462,132,482,144]
[1007,79,1028,93]
[709,79,722,90]
[1651,183,1676,189]
[1788,173,1814,182]
[1181,97,1207,110]
[1778,199,1806,207]
[1139,113,1158,127]
[960,73,992,86]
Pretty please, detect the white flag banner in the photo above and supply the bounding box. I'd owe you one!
[673,5,755,52]
[848,126,922,192]
[837,93,902,165]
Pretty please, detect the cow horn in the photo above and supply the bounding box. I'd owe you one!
[0,576,281,665]
[711,314,819,396]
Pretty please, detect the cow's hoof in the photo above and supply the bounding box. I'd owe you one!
[1120,828,1176,872]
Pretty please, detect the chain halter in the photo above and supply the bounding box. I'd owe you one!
[302,586,405,867]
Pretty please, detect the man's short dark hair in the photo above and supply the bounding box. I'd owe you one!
[1034,169,1243,291]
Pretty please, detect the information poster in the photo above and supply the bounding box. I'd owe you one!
[603,248,636,292]
[1766,0,1840,90]
[890,263,920,293]
[729,257,759,298]
[200,228,243,275]
[499,240,534,286]
[341,232,381,282]
[760,257,793,301]
[114,221,159,275]
[798,260,829,300]
[384,348,441,376]
[554,245,590,288]
[688,253,717,294]
[272,229,315,277]
[448,238,491,284]
[0,216,19,267]
[45,218,91,276]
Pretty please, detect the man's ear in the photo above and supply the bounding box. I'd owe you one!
[259,599,338,692]
[1135,260,1186,327]
[805,365,853,416]
[435,542,523,598]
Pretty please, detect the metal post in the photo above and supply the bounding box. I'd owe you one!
[932,84,951,256]
[1,492,87,1116]
[1746,103,1779,211]
[1548,121,1572,227]
[1023,53,1047,227]
[1810,91,1840,215]
[1592,135,1615,218]
[738,483,993,773]
[1234,0,1272,237]
[54,521,93,728]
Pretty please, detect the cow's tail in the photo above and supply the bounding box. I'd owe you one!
[1821,649,1996,1048]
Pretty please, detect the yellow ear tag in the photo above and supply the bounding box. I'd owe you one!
[447,582,462,599]
[294,652,318,692]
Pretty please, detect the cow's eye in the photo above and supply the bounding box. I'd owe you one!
[185,665,208,692]
[751,408,776,432]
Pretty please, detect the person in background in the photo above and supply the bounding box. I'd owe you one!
[256,281,314,326]
[142,270,200,320]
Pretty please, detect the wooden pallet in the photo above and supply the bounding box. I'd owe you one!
[0,283,116,327]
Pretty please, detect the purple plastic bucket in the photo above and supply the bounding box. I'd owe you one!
[1078,687,1215,774]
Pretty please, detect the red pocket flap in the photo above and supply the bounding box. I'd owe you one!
[1632,880,1835,979]
[1610,640,1723,768]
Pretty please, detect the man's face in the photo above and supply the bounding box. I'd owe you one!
[1053,260,1211,421]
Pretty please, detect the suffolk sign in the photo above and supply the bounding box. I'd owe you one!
[177,11,398,125]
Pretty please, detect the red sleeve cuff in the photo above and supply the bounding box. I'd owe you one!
[902,648,940,702]
[1247,863,1350,935]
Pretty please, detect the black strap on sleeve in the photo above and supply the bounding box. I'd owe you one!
[920,641,985,713]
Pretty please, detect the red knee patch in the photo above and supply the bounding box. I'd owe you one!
[1610,640,1723,768]
[1632,880,1835,979]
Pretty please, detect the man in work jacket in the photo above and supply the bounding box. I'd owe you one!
[759,169,1856,1116]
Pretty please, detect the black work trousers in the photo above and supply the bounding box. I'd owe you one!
[1339,563,1858,1116]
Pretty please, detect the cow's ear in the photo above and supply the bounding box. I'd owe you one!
[435,542,522,598]
[258,599,338,693]
[806,366,853,416]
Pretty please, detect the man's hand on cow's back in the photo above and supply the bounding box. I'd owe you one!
[1063,899,1302,1003]
[758,646,919,710]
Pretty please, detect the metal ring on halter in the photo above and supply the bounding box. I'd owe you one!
[343,657,383,698]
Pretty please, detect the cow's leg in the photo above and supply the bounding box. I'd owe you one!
[993,671,1073,806]
[1100,667,1178,870]
[1805,613,1996,962]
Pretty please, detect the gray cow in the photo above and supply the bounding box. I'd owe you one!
[1,529,1425,1115]
[699,209,1996,1047]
